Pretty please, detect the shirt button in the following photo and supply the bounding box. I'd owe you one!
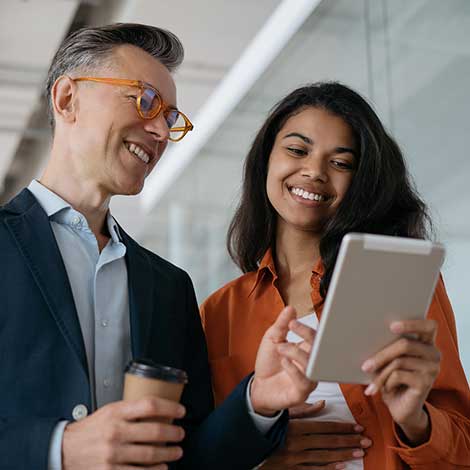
[103,379,111,388]
[101,320,108,327]
[72,404,88,421]
[72,215,81,226]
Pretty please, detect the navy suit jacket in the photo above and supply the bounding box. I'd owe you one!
[0,189,287,470]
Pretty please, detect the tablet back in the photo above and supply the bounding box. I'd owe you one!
[306,233,445,384]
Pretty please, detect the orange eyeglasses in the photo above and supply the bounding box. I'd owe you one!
[72,77,193,142]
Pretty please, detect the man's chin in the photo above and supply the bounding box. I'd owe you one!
[122,184,144,196]
[111,178,145,197]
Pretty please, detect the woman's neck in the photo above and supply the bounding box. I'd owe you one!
[274,223,321,281]
[274,223,321,317]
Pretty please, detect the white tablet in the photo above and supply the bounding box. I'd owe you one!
[306,233,445,384]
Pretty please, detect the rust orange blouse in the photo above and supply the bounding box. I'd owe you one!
[200,249,470,469]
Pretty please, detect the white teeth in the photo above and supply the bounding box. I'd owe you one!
[126,142,150,164]
[290,186,327,202]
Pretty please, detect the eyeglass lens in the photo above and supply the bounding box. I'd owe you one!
[139,87,161,117]
[139,87,187,140]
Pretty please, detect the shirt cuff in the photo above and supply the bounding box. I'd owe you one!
[48,420,69,470]
[390,402,452,465]
[246,376,283,435]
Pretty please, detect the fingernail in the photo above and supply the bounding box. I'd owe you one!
[390,322,403,333]
[361,359,375,372]
[277,343,288,353]
[335,464,346,469]
[364,383,377,396]
[360,438,372,447]
[177,405,186,417]
[354,424,364,432]
[353,449,365,458]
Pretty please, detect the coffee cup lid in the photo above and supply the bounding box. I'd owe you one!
[125,359,188,384]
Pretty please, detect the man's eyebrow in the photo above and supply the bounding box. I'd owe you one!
[283,132,313,145]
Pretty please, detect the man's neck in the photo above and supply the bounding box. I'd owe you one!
[39,169,112,243]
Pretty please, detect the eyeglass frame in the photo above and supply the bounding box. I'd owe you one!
[71,76,194,142]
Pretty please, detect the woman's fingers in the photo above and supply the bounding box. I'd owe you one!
[298,462,346,470]
[289,419,363,435]
[267,306,298,344]
[288,319,316,345]
[288,400,325,419]
[362,337,440,375]
[286,432,372,452]
[280,357,316,397]
[296,464,347,470]
[390,319,438,345]
[286,447,365,465]
[365,356,439,396]
[278,342,310,368]
[382,369,427,394]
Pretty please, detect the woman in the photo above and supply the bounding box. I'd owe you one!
[201,82,470,469]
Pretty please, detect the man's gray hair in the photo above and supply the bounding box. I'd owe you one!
[45,22,184,128]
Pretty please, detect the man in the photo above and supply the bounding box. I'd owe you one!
[0,23,316,469]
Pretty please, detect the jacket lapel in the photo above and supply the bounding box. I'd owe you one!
[121,230,155,359]
[4,190,88,377]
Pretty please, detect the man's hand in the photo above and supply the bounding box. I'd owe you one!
[250,306,317,416]
[362,318,440,445]
[62,397,186,469]
[261,401,372,469]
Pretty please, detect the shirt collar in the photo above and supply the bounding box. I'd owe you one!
[248,247,325,296]
[28,179,122,243]
[248,248,278,296]
[107,213,122,244]
[28,179,70,217]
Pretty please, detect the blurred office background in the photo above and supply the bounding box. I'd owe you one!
[1,0,469,378]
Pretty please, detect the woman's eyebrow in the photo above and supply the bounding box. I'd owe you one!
[335,146,357,157]
[283,132,313,145]
[283,133,357,156]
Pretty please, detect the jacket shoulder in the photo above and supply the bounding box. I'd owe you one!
[141,246,190,281]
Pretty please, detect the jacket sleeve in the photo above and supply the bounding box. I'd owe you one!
[392,276,470,468]
[0,417,59,470]
[174,272,288,470]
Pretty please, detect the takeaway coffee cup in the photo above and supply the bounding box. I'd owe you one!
[123,359,188,406]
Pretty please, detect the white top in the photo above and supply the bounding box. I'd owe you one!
[287,313,364,470]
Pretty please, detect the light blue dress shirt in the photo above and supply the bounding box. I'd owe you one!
[28,180,131,469]
[27,180,278,470]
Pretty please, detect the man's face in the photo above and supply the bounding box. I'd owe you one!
[70,44,177,196]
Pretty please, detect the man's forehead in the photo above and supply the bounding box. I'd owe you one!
[110,44,177,104]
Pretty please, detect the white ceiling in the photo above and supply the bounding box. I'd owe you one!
[0,1,79,193]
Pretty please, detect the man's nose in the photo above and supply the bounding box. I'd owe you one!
[143,112,170,142]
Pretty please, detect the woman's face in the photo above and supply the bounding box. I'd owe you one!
[266,106,357,235]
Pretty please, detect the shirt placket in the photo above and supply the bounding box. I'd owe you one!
[94,240,129,408]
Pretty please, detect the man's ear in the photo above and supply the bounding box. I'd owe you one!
[51,76,78,124]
